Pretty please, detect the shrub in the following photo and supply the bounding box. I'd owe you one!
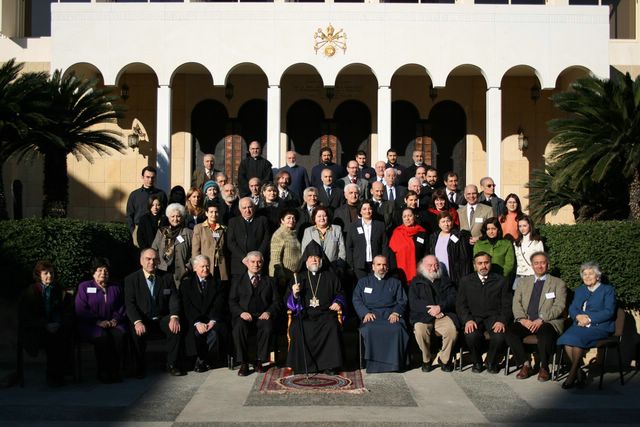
[540,221,640,309]
[0,218,137,298]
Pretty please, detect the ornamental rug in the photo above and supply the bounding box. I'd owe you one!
[257,367,366,394]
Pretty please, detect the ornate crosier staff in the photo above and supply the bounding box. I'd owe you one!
[294,272,310,379]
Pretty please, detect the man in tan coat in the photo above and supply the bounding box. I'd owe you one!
[457,184,493,245]
[505,251,567,381]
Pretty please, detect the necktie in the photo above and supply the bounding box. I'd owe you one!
[449,192,455,204]
[147,274,155,297]
[351,177,356,184]
[206,170,211,179]
[280,191,286,199]
[326,187,332,197]
[469,206,475,228]
[251,275,259,288]
[388,188,395,201]
[199,279,207,293]
[527,279,545,320]
[480,276,487,285]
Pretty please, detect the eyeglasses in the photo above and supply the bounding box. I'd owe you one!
[486,184,495,187]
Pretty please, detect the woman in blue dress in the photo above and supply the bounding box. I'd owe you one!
[557,262,616,389]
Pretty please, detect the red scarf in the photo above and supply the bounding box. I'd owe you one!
[389,224,425,284]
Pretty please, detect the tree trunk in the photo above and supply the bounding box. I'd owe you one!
[0,162,8,220]
[629,168,640,220]
[42,151,69,218]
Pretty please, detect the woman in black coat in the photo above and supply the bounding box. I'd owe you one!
[136,195,166,249]
[428,211,471,287]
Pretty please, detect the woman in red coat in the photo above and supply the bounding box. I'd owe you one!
[389,208,429,285]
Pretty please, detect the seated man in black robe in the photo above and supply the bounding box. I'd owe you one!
[353,255,409,373]
[286,241,345,375]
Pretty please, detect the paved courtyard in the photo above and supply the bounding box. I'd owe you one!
[1,353,638,427]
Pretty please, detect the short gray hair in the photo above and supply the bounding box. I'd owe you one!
[580,262,602,280]
[303,187,318,198]
[192,254,210,268]
[344,183,360,194]
[244,251,263,262]
[166,203,186,218]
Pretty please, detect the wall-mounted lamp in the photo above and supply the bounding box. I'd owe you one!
[517,127,529,151]
[429,84,438,102]
[121,83,130,102]
[128,123,146,150]
[530,83,541,103]
[225,81,234,101]
[326,86,335,101]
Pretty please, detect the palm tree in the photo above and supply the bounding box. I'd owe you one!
[5,70,125,217]
[541,73,640,220]
[0,59,49,219]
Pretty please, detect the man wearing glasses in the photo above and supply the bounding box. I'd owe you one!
[478,177,505,217]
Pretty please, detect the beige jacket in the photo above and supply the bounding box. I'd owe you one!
[192,222,229,281]
[512,274,567,334]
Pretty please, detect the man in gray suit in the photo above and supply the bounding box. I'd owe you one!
[458,185,492,245]
[338,160,368,200]
[478,176,505,217]
[505,252,567,381]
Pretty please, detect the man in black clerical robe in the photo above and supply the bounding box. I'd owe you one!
[286,241,345,375]
[353,255,409,373]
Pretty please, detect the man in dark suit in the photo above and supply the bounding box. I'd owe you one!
[316,168,344,213]
[191,153,220,190]
[368,181,394,231]
[227,197,271,280]
[400,150,430,186]
[333,183,361,233]
[229,251,280,376]
[355,150,376,182]
[296,187,320,241]
[346,200,388,279]
[456,252,512,374]
[217,183,240,226]
[385,148,406,178]
[180,255,228,373]
[443,171,465,208]
[478,176,505,217]
[382,168,407,203]
[280,151,310,201]
[275,169,301,208]
[124,248,184,377]
[237,141,273,197]
[310,147,345,189]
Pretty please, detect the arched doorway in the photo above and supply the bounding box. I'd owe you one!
[334,100,371,167]
[429,101,466,180]
[286,99,325,173]
[191,99,229,178]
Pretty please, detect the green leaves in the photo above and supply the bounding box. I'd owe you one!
[528,73,640,221]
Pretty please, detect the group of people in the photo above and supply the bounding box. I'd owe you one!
[19,142,617,390]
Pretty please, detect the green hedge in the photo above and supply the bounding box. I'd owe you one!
[1,219,639,309]
[0,218,137,298]
[540,221,640,309]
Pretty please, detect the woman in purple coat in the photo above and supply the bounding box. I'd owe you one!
[75,258,127,383]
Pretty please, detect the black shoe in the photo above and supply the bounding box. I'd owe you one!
[169,364,186,376]
[421,362,434,373]
[471,363,484,373]
[322,369,337,375]
[238,363,249,376]
[254,360,266,373]
[439,359,454,373]
[194,359,209,373]
[134,369,146,379]
[486,363,500,374]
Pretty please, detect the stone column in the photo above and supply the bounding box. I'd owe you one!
[377,85,391,163]
[486,86,502,193]
[267,85,281,167]
[156,84,172,192]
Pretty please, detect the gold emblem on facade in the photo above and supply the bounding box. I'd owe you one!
[314,24,347,57]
